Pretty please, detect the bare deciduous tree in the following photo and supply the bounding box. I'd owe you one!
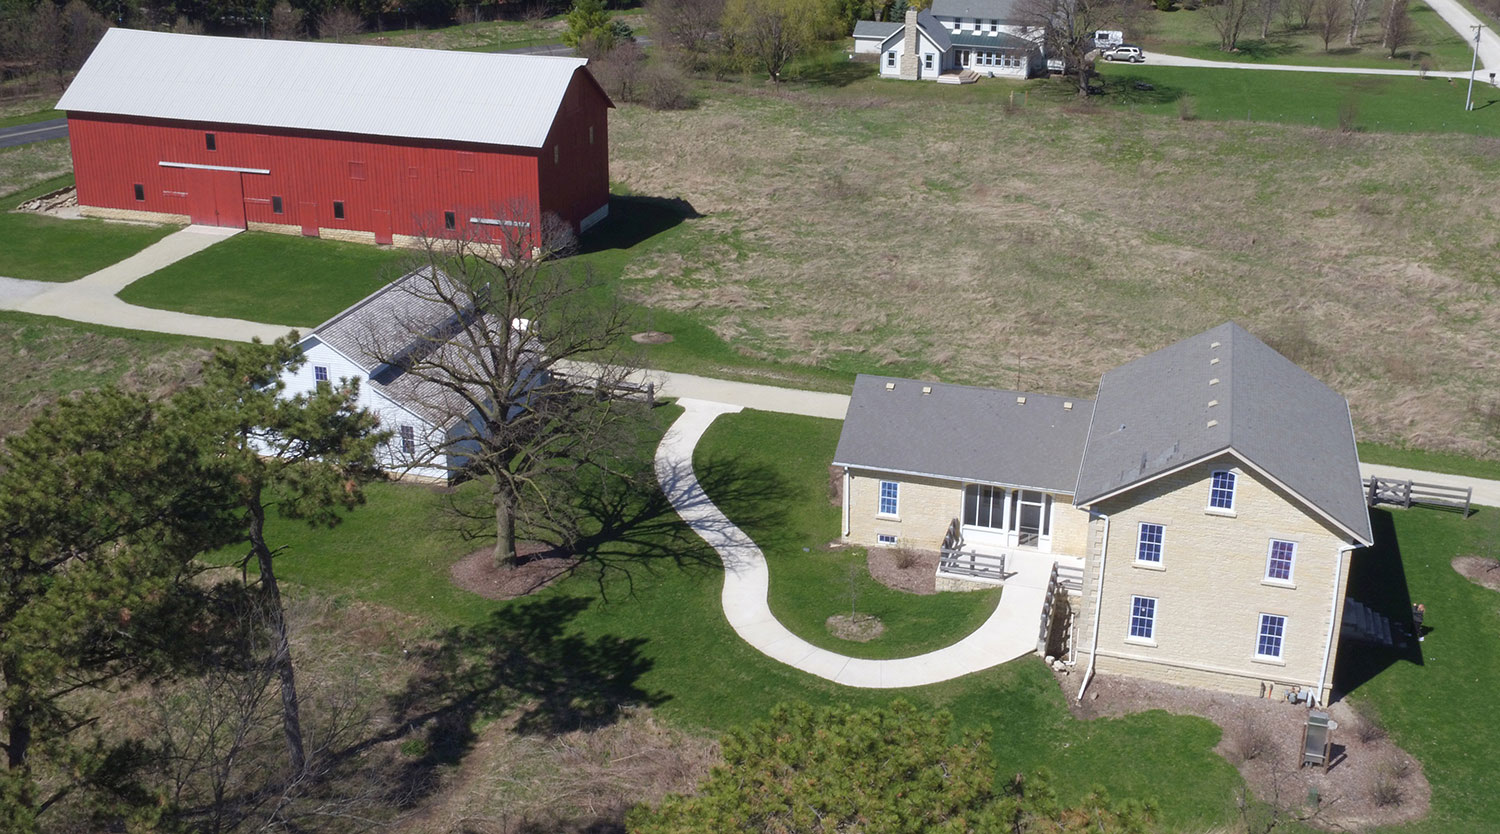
[317,5,366,41]
[1021,0,1125,96]
[646,0,727,70]
[270,0,306,39]
[1205,0,1254,50]
[1346,0,1373,45]
[1380,0,1413,57]
[361,208,651,570]
[1256,0,1279,38]
[1280,0,1315,31]
[1313,0,1346,50]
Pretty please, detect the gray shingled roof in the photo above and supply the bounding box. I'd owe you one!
[929,0,1029,24]
[307,267,486,428]
[947,30,1039,50]
[1073,322,1373,544]
[918,10,954,51]
[833,375,1094,494]
[852,19,902,39]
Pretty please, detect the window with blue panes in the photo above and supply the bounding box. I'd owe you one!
[1209,470,1236,509]
[1256,614,1286,659]
[1129,596,1156,640]
[314,366,329,383]
[1137,523,1164,564]
[878,481,899,516]
[1266,540,1296,582]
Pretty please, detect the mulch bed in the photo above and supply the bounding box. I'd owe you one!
[449,541,579,601]
[1452,555,1500,592]
[826,613,885,642]
[866,546,940,595]
[1057,671,1430,830]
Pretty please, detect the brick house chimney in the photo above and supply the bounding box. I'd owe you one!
[900,8,921,80]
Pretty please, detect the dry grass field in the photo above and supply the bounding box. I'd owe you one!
[608,84,1500,454]
[0,137,70,197]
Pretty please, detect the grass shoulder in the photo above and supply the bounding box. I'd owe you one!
[1359,442,1500,481]
[2,173,180,282]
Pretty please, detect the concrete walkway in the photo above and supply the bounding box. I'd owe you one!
[657,398,1058,688]
[1,225,295,342]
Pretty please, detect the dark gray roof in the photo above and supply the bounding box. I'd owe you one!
[852,20,902,39]
[1073,322,1373,544]
[306,267,484,428]
[947,30,1038,50]
[918,10,953,51]
[833,374,1094,494]
[929,0,1028,24]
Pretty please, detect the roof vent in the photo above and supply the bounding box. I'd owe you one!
[1209,377,1220,386]
[1207,419,1219,428]
[1016,396,1027,404]
[1208,399,1219,408]
[921,386,932,395]
[885,382,895,391]
[1210,357,1221,366]
[1210,340,1221,349]
[1063,401,1073,410]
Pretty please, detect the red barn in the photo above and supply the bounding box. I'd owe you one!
[57,29,612,246]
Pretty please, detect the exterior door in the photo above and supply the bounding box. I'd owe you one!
[184,168,245,228]
[299,202,319,237]
[372,209,393,245]
[1009,490,1053,552]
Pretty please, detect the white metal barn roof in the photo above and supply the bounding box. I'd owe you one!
[57,28,595,149]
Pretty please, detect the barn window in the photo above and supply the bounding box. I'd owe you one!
[553,146,559,164]
[589,125,594,145]
[333,201,345,220]
[348,161,366,180]
[272,196,283,214]
[444,211,456,230]
[205,132,216,151]
[457,152,475,172]
[133,183,144,201]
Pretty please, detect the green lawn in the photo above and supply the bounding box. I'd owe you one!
[117,231,407,327]
[694,409,1002,659]
[0,175,180,282]
[1088,63,1500,134]
[1360,442,1500,481]
[0,107,63,129]
[1140,2,1477,70]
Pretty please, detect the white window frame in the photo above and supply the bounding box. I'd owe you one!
[1264,539,1297,585]
[923,52,933,70]
[313,365,329,383]
[886,50,896,68]
[878,480,900,518]
[1255,613,1286,662]
[1128,595,1157,644]
[877,533,897,545]
[400,425,416,456]
[1208,469,1236,512]
[1136,522,1164,566]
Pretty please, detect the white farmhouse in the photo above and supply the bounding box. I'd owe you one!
[280,268,479,482]
[853,0,1044,82]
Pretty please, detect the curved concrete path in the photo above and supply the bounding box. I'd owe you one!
[656,397,1053,688]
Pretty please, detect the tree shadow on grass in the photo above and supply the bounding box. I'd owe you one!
[1095,72,1189,105]
[790,56,878,88]
[573,195,701,256]
[570,447,790,598]
[1333,508,1422,701]
[383,595,664,806]
[1225,38,1303,61]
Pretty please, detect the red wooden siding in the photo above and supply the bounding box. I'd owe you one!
[67,68,610,242]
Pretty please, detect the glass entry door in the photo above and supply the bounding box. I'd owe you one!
[1011,490,1052,551]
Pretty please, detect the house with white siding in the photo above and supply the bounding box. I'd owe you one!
[280,267,485,482]
[833,323,1377,705]
[853,0,1043,81]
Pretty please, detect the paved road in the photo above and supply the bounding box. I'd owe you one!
[0,118,67,149]
[658,398,1058,687]
[1144,52,1497,83]
[1423,0,1500,73]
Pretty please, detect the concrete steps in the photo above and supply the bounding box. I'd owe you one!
[1342,598,1403,648]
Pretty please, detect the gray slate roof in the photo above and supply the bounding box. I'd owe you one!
[1073,322,1373,544]
[307,267,484,428]
[947,30,1039,50]
[929,0,1029,24]
[852,20,902,39]
[833,375,1094,494]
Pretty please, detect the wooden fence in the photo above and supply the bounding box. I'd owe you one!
[1363,476,1472,516]
[937,518,1007,580]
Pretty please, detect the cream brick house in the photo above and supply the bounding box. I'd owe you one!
[832,323,1374,704]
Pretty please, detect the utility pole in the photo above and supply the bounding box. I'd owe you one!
[1466,25,1482,112]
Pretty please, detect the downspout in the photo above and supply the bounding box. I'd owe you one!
[1317,543,1361,708]
[1077,511,1110,703]
[842,468,852,537]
